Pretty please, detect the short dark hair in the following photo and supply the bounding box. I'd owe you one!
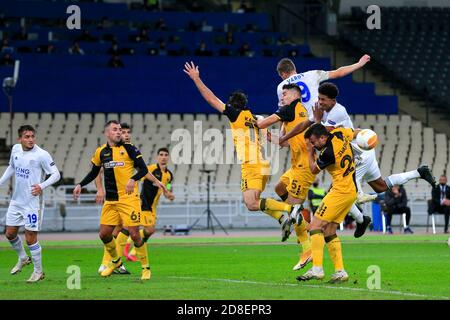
[319,82,339,99]
[282,83,301,96]
[276,58,296,74]
[120,122,131,131]
[157,147,169,154]
[104,120,120,129]
[227,90,248,110]
[304,123,329,140]
[18,125,35,137]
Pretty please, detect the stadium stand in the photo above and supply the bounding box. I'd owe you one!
[340,6,450,111]
[0,1,397,114]
[0,112,448,197]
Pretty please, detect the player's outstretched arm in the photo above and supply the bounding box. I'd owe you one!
[144,171,169,194]
[0,165,14,186]
[183,61,225,113]
[256,114,280,129]
[278,119,314,144]
[328,54,370,79]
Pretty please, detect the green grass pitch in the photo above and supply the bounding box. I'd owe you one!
[0,234,449,300]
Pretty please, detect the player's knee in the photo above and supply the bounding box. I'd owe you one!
[24,230,37,243]
[112,226,124,238]
[128,228,141,243]
[5,230,17,240]
[145,226,156,237]
[98,231,112,243]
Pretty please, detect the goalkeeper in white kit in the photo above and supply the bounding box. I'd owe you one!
[0,125,60,283]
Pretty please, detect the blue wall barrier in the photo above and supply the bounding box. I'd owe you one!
[0,1,270,31]
[0,55,398,114]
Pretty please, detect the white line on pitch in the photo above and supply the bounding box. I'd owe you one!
[168,276,449,300]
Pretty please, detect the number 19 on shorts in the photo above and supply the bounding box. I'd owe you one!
[27,213,38,224]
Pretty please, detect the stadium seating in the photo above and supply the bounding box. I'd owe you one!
[0,112,448,200]
[0,1,397,115]
[0,55,397,114]
[341,7,450,110]
[0,2,270,31]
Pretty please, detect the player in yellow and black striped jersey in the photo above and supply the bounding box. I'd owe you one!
[140,151,174,230]
[297,123,360,283]
[124,147,175,261]
[96,122,133,274]
[183,61,302,242]
[96,124,169,278]
[73,120,151,280]
[256,83,318,269]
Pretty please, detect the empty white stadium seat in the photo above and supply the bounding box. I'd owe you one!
[389,114,400,124]
[1,113,447,193]
[120,113,132,125]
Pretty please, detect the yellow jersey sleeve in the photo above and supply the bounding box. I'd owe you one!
[91,146,102,167]
[342,127,355,141]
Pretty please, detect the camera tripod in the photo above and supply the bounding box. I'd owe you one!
[189,169,228,235]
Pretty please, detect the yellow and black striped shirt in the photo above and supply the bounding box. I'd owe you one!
[91,142,147,202]
[222,104,265,165]
[315,127,357,194]
[141,163,173,212]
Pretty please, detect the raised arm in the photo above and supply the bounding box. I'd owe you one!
[328,54,370,79]
[183,61,225,113]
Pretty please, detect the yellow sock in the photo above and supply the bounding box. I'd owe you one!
[262,209,285,222]
[326,235,344,271]
[310,230,325,268]
[101,246,111,266]
[134,242,149,269]
[104,238,119,262]
[129,247,137,256]
[263,198,292,213]
[295,219,311,253]
[115,231,129,259]
[126,236,133,244]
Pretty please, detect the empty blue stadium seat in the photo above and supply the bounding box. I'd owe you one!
[0,55,397,114]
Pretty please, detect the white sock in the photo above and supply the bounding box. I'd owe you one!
[9,236,28,261]
[385,170,420,188]
[28,242,43,273]
[312,266,324,273]
[349,204,364,224]
[279,214,287,224]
